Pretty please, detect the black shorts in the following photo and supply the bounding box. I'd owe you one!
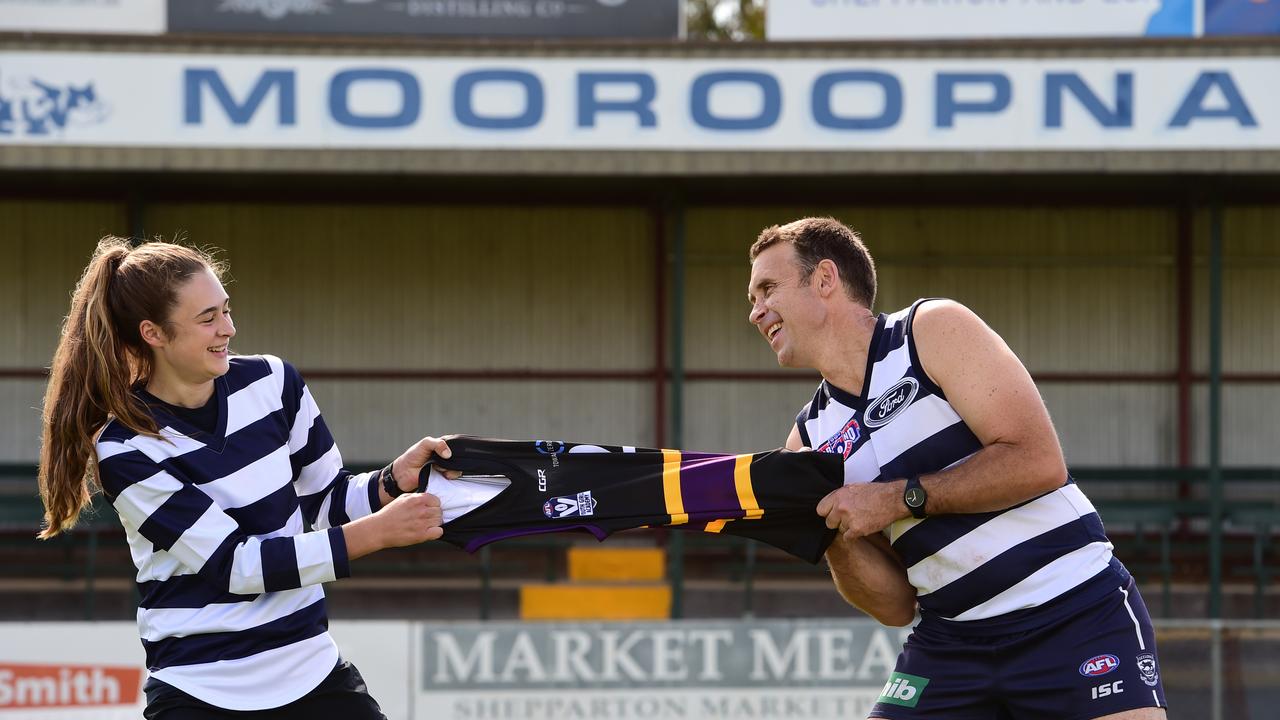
[143,659,386,720]
[872,577,1168,720]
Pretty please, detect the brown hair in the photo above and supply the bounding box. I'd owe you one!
[749,217,877,308]
[37,237,225,539]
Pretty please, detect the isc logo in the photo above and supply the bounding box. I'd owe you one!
[1092,680,1124,699]
[1079,654,1119,677]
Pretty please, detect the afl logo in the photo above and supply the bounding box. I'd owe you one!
[864,377,919,428]
[1079,654,1120,677]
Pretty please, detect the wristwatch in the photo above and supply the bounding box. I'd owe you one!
[903,475,928,520]
[380,464,408,499]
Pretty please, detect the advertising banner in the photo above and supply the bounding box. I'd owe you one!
[416,619,912,720]
[0,619,905,720]
[0,622,146,719]
[0,0,165,35]
[766,0,1197,40]
[0,52,1274,151]
[167,0,681,39]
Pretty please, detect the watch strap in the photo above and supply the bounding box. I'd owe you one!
[903,475,927,520]
[380,463,406,499]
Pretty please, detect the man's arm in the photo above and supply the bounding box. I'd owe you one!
[795,425,917,626]
[826,299,1069,538]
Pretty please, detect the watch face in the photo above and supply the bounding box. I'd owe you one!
[905,487,926,508]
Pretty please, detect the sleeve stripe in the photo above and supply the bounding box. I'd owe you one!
[735,454,764,520]
[344,471,375,520]
[295,530,338,586]
[260,537,302,593]
[295,444,342,496]
[228,536,267,595]
[287,388,321,455]
[115,471,186,520]
[662,450,688,525]
[326,474,353,527]
[137,488,215,553]
[327,527,351,580]
[366,472,381,513]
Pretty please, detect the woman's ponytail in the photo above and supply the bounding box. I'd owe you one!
[38,237,223,538]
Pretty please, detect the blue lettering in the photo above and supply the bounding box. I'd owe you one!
[935,73,1011,128]
[1168,71,1257,128]
[454,70,543,130]
[1045,73,1132,128]
[577,72,657,128]
[184,68,294,126]
[329,69,420,129]
[690,71,780,131]
[812,71,902,130]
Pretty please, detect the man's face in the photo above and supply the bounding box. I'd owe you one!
[747,244,821,368]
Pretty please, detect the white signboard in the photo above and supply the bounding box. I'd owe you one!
[0,0,165,35]
[0,52,1274,151]
[415,620,912,720]
[767,0,1200,40]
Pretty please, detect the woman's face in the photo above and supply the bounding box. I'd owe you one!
[151,267,236,385]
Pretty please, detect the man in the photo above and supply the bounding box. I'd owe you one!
[746,217,1167,720]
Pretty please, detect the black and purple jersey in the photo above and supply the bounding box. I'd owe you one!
[426,436,844,564]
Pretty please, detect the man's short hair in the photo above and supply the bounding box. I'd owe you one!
[750,217,877,308]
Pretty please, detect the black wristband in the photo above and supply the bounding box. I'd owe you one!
[380,464,406,499]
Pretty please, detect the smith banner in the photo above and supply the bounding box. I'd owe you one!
[167,0,681,39]
[0,52,1276,151]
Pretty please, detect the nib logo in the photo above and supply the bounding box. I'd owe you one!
[0,663,142,709]
[878,671,930,708]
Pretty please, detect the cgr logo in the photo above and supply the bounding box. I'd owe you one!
[865,378,918,428]
[0,663,142,709]
[537,469,548,492]
[1080,654,1120,677]
[877,672,929,708]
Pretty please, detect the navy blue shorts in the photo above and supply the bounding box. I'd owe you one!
[871,578,1168,720]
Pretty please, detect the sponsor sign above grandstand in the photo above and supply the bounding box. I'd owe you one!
[768,0,1279,40]
[0,0,165,35]
[167,0,681,39]
[0,52,1275,151]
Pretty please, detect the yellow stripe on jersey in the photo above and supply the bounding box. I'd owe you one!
[704,519,727,533]
[662,449,687,525]
[735,454,763,520]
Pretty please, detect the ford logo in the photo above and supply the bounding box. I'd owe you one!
[864,377,919,428]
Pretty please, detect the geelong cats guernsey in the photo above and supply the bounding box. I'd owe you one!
[795,300,1122,629]
[95,355,380,711]
[428,436,844,564]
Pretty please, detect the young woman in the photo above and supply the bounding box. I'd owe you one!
[38,237,451,719]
